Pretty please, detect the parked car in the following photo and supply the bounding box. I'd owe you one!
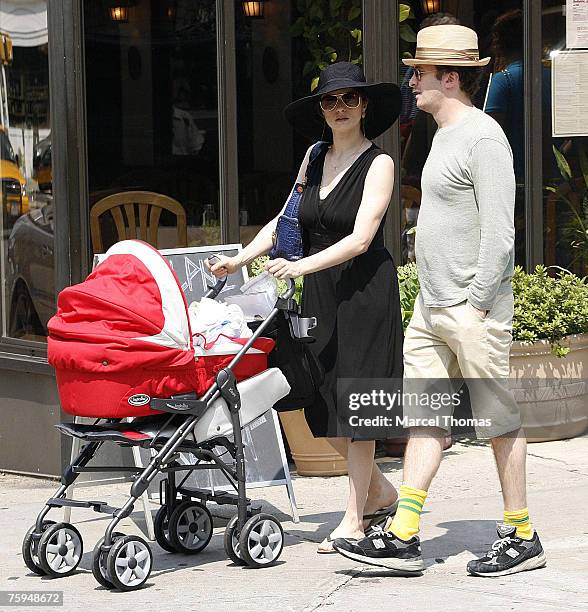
[6,186,150,338]
[6,193,54,338]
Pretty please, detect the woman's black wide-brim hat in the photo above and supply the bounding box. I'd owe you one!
[284,62,402,141]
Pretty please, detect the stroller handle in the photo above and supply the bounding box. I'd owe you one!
[204,276,227,299]
[280,278,296,300]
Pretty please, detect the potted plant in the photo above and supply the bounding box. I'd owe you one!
[510,265,588,441]
[249,257,347,476]
[396,263,588,443]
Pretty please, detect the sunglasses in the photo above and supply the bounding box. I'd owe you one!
[412,68,437,80]
[319,91,362,112]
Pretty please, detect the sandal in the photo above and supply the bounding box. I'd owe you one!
[363,500,398,535]
[317,535,358,554]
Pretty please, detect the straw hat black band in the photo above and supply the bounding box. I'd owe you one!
[284,62,401,141]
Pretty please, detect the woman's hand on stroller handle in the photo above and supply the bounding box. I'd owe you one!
[264,257,304,280]
[206,254,242,278]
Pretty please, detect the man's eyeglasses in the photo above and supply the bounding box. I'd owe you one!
[320,91,361,112]
[412,68,437,81]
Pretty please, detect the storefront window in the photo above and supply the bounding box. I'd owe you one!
[84,0,220,250]
[399,1,526,266]
[0,1,53,341]
[542,1,588,277]
[236,0,362,244]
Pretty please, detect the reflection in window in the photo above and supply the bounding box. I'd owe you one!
[236,0,362,245]
[0,2,53,341]
[542,1,588,277]
[84,0,220,251]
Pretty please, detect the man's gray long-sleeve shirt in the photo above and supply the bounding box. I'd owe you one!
[415,106,515,311]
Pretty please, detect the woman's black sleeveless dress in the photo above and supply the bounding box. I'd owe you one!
[298,143,403,439]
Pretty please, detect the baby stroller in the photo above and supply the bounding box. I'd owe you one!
[21,240,316,591]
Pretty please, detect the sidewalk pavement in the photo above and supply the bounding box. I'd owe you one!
[1,434,587,612]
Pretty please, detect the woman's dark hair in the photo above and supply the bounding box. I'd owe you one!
[491,9,523,69]
[435,66,485,98]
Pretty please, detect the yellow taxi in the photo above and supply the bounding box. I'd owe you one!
[1,126,29,228]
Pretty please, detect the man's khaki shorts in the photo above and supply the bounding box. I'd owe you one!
[403,291,521,439]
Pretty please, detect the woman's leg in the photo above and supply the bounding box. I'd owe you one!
[327,438,398,538]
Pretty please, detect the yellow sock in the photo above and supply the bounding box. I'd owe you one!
[504,507,534,540]
[386,485,427,541]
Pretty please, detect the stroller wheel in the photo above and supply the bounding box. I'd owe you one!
[168,501,213,554]
[154,505,178,553]
[223,515,246,566]
[106,535,152,592]
[91,532,125,589]
[238,514,284,568]
[37,522,83,577]
[22,520,55,575]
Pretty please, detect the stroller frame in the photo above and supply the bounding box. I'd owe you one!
[23,278,316,591]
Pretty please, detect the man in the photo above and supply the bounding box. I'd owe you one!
[334,25,546,577]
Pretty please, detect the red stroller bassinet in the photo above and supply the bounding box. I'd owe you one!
[48,240,273,418]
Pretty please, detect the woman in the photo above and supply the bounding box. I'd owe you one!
[210,62,403,552]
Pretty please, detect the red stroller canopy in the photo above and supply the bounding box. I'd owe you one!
[48,240,207,417]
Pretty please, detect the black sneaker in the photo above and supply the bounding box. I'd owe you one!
[333,526,425,572]
[467,524,546,577]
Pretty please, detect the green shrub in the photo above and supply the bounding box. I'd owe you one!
[250,259,588,358]
[396,263,588,357]
[511,265,588,356]
[397,262,419,331]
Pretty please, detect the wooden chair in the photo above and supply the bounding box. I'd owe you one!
[401,185,421,263]
[90,190,187,253]
[401,185,421,224]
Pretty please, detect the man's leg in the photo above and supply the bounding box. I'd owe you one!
[386,427,444,540]
[491,428,527,510]
[467,425,545,576]
[386,297,461,542]
[491,429,534,539]
[402,427,446,491]
[452,294,546,576]
[333,295,456,571]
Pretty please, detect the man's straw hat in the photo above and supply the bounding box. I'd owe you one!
[402,25,490,67]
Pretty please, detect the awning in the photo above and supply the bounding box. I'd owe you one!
[0,0,48,47]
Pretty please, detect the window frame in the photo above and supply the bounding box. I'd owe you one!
[0,0,87,366]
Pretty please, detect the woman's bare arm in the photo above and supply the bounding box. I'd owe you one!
[265,154,395,279]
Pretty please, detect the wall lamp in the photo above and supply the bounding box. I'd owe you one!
[421,0,441,15]
[242,1,265,19]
